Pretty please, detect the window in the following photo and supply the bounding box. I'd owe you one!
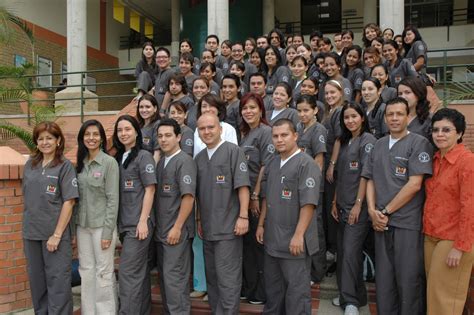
[37,56,52,88]
[405,0,454,27]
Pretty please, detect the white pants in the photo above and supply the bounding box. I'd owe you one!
[77,226,118,315]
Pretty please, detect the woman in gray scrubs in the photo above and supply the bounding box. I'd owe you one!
[113,115,157,315]
[331,103,376,314]
[22,122,79,315]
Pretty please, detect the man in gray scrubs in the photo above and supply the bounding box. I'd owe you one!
[249,73,273,111]
[362,97,433,315]
[257,118,321,314]
[153,47,174,110]
[195,113,251,314]
[155,119,197,314]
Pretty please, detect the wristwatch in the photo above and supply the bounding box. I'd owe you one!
[380,207,391,216]
[250,192,259,201]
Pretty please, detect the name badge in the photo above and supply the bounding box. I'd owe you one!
[124,180,134,188]
[93,172,102,178]
[349,161,359,170]
[395,166,407,177]
[46,184,57,194]
[216,175,225,184]
[143,137,150,145]
[281,189,292,200]
[163,184,171,192]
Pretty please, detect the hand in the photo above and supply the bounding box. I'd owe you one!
[370,210,388,232]
[135,220,149,240]
[249,199,260,217]
[446,247,463,268]
[348,204,361,225]
[167,226,182,245]
[256,226,264,244]
[234,217,249,236]
[101,239,112,250]
[71,236,77,248]
[331,203,339,222]
[46,235,61,252]
[197,220,203,239]
[326,164,335,183]
[289,234,305,256]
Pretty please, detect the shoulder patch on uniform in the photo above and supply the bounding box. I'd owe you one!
[145,164,155,173]
[355,78,363,85]
[417,44,425,52]
[267,144,275,154]
[185,138,194,146]
[365,143,374,153]
[344,87,351,95]
[72,178,78,187]
[282,76,289,82]
[239,162,248,172]
[418,152,430,163]
[305,177,316,188]
[319,135,326,144]
[183,175,192,184]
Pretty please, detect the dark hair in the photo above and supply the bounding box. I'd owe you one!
[251,48,266,71]
[245,37,256,51]
[76,120,107,173]
[301,77,319,93]
[192,76,210,89]
[136,94,159,128]
[199,61,216,75]
[229,60,246,73]
[431,108,466,143]
[221,39,232,49]
[239,92,269,136]
[383,28,395,38]
[371,37,384,48]
[268,28,286,48]
[158,118,181,136]
[231,41,244,50]
[263,45,283,74]
[325,51,342,67]
[339,102,370,145]
[257,35,268,44]
[179,38,194,53]
[385,97,409,115]
[343,45,362,76]
[363,46,381,65]
[398,76,430,123]
[319,37,333,49]
[291,55,308,67]
[362,77,384,119]
[293,34,304,43]
[249,72,267,84]
[362,23,382,48]
[156,46,170,57]
[295,94,323,122]
[206,34,220,44]
[113,115,143,169]
[31,121,65,168]
[341,30,354,40]
[140,41,156,70]
[310,30,324,41]
[402,25,423,52]
[201,48,215,59]
[383,39,400,53]
[272,118,296,133]
[168,73,188,95]
[169,100,188,114]
[285,35,293,46]
[221,73,242,99]
[179,52,195,66]
[197,93,227,122]
[371,63,391,86]
[274,82,293,102]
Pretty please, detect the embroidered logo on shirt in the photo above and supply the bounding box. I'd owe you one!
[239,162,248,172]
[395,166,407,177]
[267,144,275,154]
[93,172,102,178]
[216,175,226,184]
[418,152,430,163]
[282,76,289,82]
[319,135,326,144]
[183,175,192,184]
[185,139,193,146]
[349,161,359,170]
[281,189,292,199]
[71,178,78,187]
[125,180,134,188]
[344,88,351,95]
[46,184,57,194]
[143,137,151,145]
[305,177,316,188]
[163,184,171,192]
[365,143,374,153]
[395,76,401,83]
[145,164,155,173]
[418,44,425,52]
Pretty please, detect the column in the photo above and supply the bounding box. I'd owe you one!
[262,0,275,35]
[207,0,228,40]
[379,0,405,35]
[171,0,180,59]
[363,0,378,26]
[66,0,87,92]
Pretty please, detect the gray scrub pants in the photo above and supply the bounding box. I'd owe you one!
[118,230,152,315]
[323,179,338,254]
[156,239,191,315]
[374,226,424,315]
[203,237,243,315]
[23,238,73,315]
[336,218,369,308]
[311,196,326,283]
[137,72,153,94]
[263,253,312,315]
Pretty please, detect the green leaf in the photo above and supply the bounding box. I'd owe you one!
[0,119,35,151]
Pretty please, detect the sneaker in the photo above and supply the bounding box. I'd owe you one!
[326,251,336,262]
[202,294,208,301]
[248,299,264,305]
[332,296,340,306]
[190,290,206,298]
[240,295,247,300]
[344,304,359,315]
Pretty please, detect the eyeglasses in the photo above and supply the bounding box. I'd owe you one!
[156,56,169,59]
[432,127,455,134]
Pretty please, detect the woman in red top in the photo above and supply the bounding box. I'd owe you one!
[424,108,474,315]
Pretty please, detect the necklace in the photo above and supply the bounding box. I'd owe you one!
[42,159,53,175]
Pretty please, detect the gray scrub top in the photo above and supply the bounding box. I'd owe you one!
[186,104,198,131]
[210,80,220,96]
[385,59,418,88]
[173,95,195,111]
[265,66,292,95]
[404,40,428,73]
[225,99,241,131]
[261,152,321,259]
[239,124,274,191]
[318,77,353,102]
[22,158,79,240]
[361,133,433,231]
[141,120,160,153]
[195,141,250,241]
[154,151,197,243]
[118,150,157,233]
[346,68,364,93]
[365,101,388,139]
[154,68,175,105]
[263,95,273,111]
[336,132,376,222]
[266,107,300,128]
[180,125,194,156]
[380,86,398,104]
[408,115,432,140]
[308,65,325,84]
[322,106,343,160]
[215,55,229,71]
[185,74,198,90]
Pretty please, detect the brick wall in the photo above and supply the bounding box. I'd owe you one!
[0,148,29,313]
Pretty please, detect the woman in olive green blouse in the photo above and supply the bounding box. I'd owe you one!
[75,120,120,314]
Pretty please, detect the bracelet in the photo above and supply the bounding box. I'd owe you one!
[258,224,264,227]
[239,216,249,220]
[329,160,336,166]
[52,233,61,239]
[356,198,362,204]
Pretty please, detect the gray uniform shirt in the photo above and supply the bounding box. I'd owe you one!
[263,95,273,111]
[404,40,428,73]
[385,59,418,88]
[180,125,194,156]
[408,116,432,140]
[346,68,364,94]
[195,141,250,241]
[118,150,157,233]
[154,151,197,242]
[318,77,353,102]
[154,68,175,105]
[141,120,160,153]
[261,152,321,259]
[361,133,433,231]
[239,124,275,191]
[336,133,376,222]
[322,106,343,160]
[380,86,398,104]
[364,101,388,139]
[265,66,292,95]
[225,99,241,131]
[266,107,300,128]
[215,55,229,71]
[22,158,79,240]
